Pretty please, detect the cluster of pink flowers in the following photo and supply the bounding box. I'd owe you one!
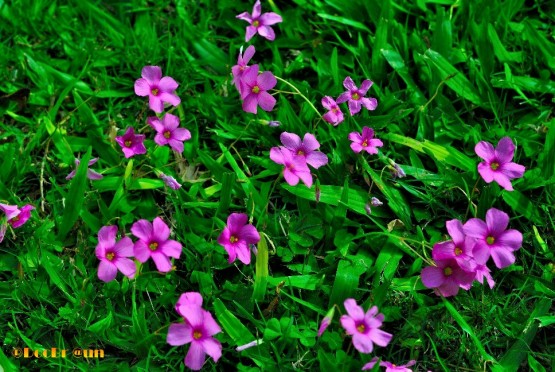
[95,217,182,282]
[0,203,34,243]
[322,77,378,126]
[167,292,222,370]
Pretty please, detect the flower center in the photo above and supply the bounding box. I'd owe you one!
[124,140,132,147]
[297,150,304,156]
[163,130,171,139]
[11,216,20,222]
[230,235,239,243]
[444,267,453,276]
[149,242,159,251]
[362,140,368,147]
[352,92,360,100]
[356,324,366,333]
[252,20,260,27]
[455,247,463,256]
[490,162,500,170]
[332,107,339,113]
[151,88,159,96]
[252,85,260,94]
[106,252,115,261]
[193,330,202,340]
[486,236,495,245]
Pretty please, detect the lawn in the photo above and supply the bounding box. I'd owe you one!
[0,0,554,371]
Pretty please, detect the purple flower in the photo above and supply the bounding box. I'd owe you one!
[175,292,204,317]
[148,113,191,153]
[340,299,392,354]
[115,127,146,158]
[134,66,181,113]
[131,217,182,273]
[432,219,477,272]
[463,207,523,269]
[236,0,283,42]
[371,197,383,207]
[318,307,335,337]
[0,203,21,221]
[349,127,383,154]
[321,96,344,126]
[475,137,525,191]
[270,147,313,187]
[217,213,260,265]
[66,158,103,180]
[421,258,475,297]
[279,132,328,169]
[95,226,136,282]
[160,174,182,190]
[336,77,378,116]
[239,64,277,114]
[232,45,256,93]
[268,120,281,127]
[362,357,416,371]
[167,293,222,371]
[389,160,406,179]
[8,204,34,228]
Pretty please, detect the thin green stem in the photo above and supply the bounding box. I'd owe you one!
[274,75,323,119]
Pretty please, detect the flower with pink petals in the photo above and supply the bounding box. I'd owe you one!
[474,253,495,289]
[270,147,313,187]
[432,219,477,272]
[322,96,344,125]
[421,258,475,297]
[160,174,182,190]
[232,45,256,93]
[116,127,146,158]
[148,113,191,153]
[175,291,204,317]
[0,203,21,221]
[236,0,283,42]
[340,299,392,354]
[131,217,182,273]
[336,77,378,116]
[66,158,103,180]
[349,127,383,154]
[217,213,260,265]
[167,293,222,371]
[8,204,34,228]
[279,132,328,169]
[239,64,277,114]
[95,226,136,282]
[475,137,525,191]
[318,307,335,337]
[463,207,523,269]
[134,66,181,113]
[363,357,416,371]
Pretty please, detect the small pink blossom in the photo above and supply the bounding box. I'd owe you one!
[236,0,283,42]
[432,219,477,272]
[279,132,328,169]
[131,217,182,273]
[270,147,313,187]
[321,96,344,125]
[348,127,383,154]
[148,113,191,153]
[318,307,335,337]
[475,137,525,191]
[160,174,182,190]
[362,357,416,371]
[232,45,256,93]
[66,158,103,180]
[421,258,475,297]
[336,77,378,116]
[95,226,136,282]
[8,204,34,228]
[217,213,260,265]
[239,64,277,114]
[116,127,146,158]
[0,203,21,221]
[175,292,204,317]
[134,66,181,113]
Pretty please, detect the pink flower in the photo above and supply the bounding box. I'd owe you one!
[95,226,136,282]
[217,213,260,265]
[160,174,182,190]
[421,258,475,297]
[134,66,181,113]
[115,127,146,158]
[321,96,344,125]
[0,203,21,221]
[167,293,222,371]
[389,160,406,179]
[279,132,328,169]
[131,217,182,273]
[475,137,525,191]
[362,357,416,371]
[66,158,103,180]
[474,253,495,289]
[431,219,477,272]
[148,113,191,153]
[336,77,378,116]
[239,64,277,114]
[318,307,335,337]
[463,208,523,269]
[175,292,204,317]
[8,204,34,228]
[232,45,256,93]
[340,299,392,354]
[236,0,283,42]
[348,127,383,154]
[270,147,313,187]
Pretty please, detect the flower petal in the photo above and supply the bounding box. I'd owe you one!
[339,314,357,335]
[242,45,256,64]
[475,141,495,162]
[302,133,320,151]
[98,260,118,282]
[235,242,251,264]
[257,25,276,41]
[280,132,302,150]
[151,252,172,272]
[141,66,162,85]
[361,97,378,111]
[492,172,514,191]
[159,76,178,92]
[257,71,277,91]
[485,208,509,236]
[168,139,185,153]
[343,298,364,321]
[321,96,335,110]
[283,169,300,186]
[161,240,182,259]
[98,225,118,248]
[252,0,261,18]
[497,229,523,251]
[478,162,495,183]
[501,162,525,179]
[348,99,361,115]
[114,236,134,257]
[358,79,373,95]
[115,257,136,278]
[259,12,283,25]
[227,213,248,231]
[245,26,258,42]
[148,95,164,113]
[257,91,276,111]
[445,219,465,245]
[236,11,252,22]
[167,323,193,346]
[133,240,151,263]
[421,266,445,288]
[343,76,357,91]
[369,328,392,347]
[131,219,153,241]
[134,78,151,96]
[463,218,487,239]
[160,92,181,107]
[239,224,260,244]
[495,137,515,164]
[335,92,350,104]
[185,341,206,371]
[202,311,222,336]
[242,94,259,114]
[490,248,515,269]
[201,337,222,362]
[270,147,285,165]
[306,151,328,169]
[352,333,373,353]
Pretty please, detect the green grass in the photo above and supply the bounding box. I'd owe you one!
[1,0,554,371]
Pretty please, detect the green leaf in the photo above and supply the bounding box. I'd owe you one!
[213,298,254,345]
[253,233,269,302]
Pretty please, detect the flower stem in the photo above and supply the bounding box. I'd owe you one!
[274,75,323,120]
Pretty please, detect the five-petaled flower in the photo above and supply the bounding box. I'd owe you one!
[8,204,34,228]
[270,147,313,187]
[239,64,277,114]
[148,113,191,153]
[232,45,256,93]
[279,132,329,169]
[336,77,378,116]
[475,137,525,191]
[134,66,181,113]
[217,213,260,265]
[421,257,475,297]
[348,127,383,154]
[95,225,136,282]
[131,217,182,273]
[236,0,283,42]
[362,357,417,372]
[321,96,344,126]
[339,299,392,354]
[66,158,103,180]
[432,219,477,272]
[116,127,146,158]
